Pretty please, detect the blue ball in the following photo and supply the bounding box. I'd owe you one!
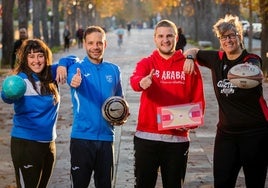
[2,75,26,99]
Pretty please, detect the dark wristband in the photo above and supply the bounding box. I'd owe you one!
[186,55,195,60]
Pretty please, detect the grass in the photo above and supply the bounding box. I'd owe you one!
[51,46,62,53]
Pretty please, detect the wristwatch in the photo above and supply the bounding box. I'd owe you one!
[186,55,195,60]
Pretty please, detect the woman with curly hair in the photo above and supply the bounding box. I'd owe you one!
[184,15,268,188]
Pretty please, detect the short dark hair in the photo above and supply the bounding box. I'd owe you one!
[83,26,106,40]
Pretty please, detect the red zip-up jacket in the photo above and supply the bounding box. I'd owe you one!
[130,50,205,137]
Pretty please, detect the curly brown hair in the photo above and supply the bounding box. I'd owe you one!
[213,14,244,49]
[13,39,59,104]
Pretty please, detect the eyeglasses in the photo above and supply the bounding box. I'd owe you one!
[219,33,237,41]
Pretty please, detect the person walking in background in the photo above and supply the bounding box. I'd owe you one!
[116,24,125,48]
[76,25,84,49]
[1,39,62,188]
[57,26,124,188]
[183,15,268,188]
[130,19,205,188]
[175,26,187,52]
[63,25,71,51]
[127,22,132,36]
[11,27,28,69]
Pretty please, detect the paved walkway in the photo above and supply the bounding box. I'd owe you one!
[0,29,268,188]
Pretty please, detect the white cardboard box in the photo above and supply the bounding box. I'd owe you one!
[157,102,204,130]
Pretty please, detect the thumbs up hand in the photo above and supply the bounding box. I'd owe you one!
[70,68,82,88]
[139,69,154,90]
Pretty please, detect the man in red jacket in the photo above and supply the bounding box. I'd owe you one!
[130,19,205,188]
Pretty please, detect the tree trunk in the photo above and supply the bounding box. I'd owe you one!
[41,0,49,44]
[247,0,253,52]
[192,0,216,44]
[259,0,268,77]
[52,0,61,47]
[32,0,41,38]
[1,0,15,68]
[218,1,240,18]
[18,0,30,29]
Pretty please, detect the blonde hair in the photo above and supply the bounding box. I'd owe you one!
[154,19,178,36]
[213,15,244,48]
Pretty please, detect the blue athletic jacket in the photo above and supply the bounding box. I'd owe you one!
[59,56,123,141]
[1,65,59,142]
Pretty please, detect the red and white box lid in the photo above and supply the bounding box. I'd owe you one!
[157,102,204,130]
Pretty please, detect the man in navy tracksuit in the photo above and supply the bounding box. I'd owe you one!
[58,26,123,188]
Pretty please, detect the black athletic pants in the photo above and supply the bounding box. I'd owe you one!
[11,137,56,188]
[134,136,189,188]
[214,129,268,188]
[70,139,114,188]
